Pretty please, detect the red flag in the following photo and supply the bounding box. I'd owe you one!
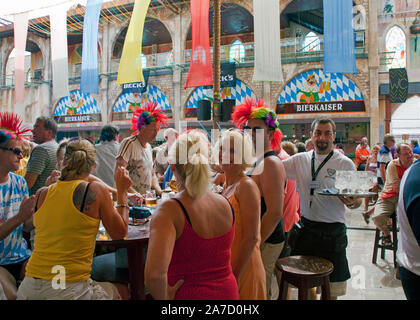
[184,0,213,89]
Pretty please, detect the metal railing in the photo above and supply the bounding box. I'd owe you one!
[0,31,366,88]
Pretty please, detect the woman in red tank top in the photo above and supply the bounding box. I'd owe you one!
[145,131,239,300]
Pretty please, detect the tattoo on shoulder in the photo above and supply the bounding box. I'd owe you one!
[73,183,97,212]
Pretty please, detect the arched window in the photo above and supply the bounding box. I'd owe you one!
[167,49,174,66]
[385,26,406,70]
[141,53,147,68]
[302,32,320,52]
[229,40,245,63]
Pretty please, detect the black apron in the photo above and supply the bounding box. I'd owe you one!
[291,217,351,283]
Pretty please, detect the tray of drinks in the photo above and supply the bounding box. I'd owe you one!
[317,190,377,198]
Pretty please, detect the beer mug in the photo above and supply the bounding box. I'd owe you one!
[145,190,157,207]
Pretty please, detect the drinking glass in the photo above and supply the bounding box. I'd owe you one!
[335,171,345,193]
[145,190,157,207]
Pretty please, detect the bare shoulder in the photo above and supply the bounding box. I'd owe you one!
[263,155,285,174]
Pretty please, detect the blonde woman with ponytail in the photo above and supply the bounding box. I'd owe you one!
[17,138,132,300]
[145,130,239,300]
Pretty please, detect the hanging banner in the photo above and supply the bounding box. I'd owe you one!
[184,0,213,89]
[117,0,151,85]
[323,0,357,74]
[389,68,408,103]
[220,63,236,88]
[80,0,103,94]
[13,12,28,104]
[50,4,70,99]
[252,0,283,82]
[121,70,150,94]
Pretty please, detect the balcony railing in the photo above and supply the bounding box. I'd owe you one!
[0,31,366,88]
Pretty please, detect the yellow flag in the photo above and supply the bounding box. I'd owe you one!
[117,0,151,85]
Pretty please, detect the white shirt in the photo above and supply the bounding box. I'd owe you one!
[94,140,120,187]
[117,135,153,194]
[396,160,420,276]
[283,150,356,223]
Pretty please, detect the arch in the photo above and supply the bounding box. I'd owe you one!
[111,17,173,61]
[385,25,407,70]
[302,31,320,52]
[4,39,44,85]
[184,78,256,118]
[184,2,254,49]
[229,39,245,62]
[53,89,100,117]
[111,84,173,121]
[276,69,366,114]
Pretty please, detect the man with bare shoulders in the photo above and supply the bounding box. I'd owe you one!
[282,116,362,300]
[232,99,286,300]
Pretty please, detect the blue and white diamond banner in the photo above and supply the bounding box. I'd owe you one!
[276,69,365,114]
[185,79,256,117]
[112,84,172,121]
[53,89,101,123]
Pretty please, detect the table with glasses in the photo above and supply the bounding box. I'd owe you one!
[96,221,150,300]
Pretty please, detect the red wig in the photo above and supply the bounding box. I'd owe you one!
[0,112,32,144]
[130,101,169,135]
[232,98,283,151]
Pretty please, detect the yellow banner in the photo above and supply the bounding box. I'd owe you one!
[117,0,151,85]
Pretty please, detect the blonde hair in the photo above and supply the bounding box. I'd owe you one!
[281,141,298,156]
[213,129,254,171]
[168,130,211,198]
[21,140,31,158]
[59,138,96,181]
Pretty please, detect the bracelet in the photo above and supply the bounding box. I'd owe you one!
[116,203,129,209]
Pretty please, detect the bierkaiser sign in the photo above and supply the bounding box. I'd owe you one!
[276,69,366,115]
[276,100,365,114]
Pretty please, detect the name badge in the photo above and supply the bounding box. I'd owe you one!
[309,181,321,190]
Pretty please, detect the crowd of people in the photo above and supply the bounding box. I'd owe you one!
[0,98,419,300]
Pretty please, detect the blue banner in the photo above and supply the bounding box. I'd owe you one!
[121,70,150,94]
[80,0,103,94]
[323,0,357,74]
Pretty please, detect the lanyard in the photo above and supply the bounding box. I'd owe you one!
[309,150,334,207]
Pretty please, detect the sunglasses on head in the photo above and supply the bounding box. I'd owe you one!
[0,146,23,156]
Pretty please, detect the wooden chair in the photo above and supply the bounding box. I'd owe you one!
[372,213,398,268]
[276,255,334,300]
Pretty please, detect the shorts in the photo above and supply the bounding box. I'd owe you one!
[372,196,398,229]
[0,258,29,282]
[17,277,121,300]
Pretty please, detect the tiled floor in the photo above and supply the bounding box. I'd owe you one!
[271,204,406,300]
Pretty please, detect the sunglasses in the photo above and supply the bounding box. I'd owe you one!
[0,146,23,156]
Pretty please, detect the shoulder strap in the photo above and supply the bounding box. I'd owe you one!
[221,195,235,226]
[80,182,91,212]
[172,198,192,227]
[249,151,279,176]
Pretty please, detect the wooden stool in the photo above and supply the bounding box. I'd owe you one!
[275,255,334,300]
[372,213,398,268]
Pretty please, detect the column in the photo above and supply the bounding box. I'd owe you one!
[368,0,380,144]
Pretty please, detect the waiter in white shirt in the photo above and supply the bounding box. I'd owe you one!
[282,116,362,300]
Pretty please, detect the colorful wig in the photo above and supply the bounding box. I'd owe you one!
[130,101,169,135]
[232,98,283,151]
[0,112,32,145]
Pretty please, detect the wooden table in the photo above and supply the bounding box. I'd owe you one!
[96,223,150,300]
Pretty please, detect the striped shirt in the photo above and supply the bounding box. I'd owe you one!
[0,173,31,265]
[26,140,58,195]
